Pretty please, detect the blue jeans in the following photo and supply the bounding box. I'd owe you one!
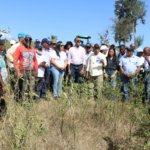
[51,67,65,97]
[122,74,137,101]
[145,73,150,104]
[41,67,50,98]
[69,64,83,83]
[105,70,117,100]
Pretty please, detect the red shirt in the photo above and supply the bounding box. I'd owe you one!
[13,45,38,74]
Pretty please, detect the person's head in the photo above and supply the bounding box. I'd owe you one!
[18,32,25,43]
[65,41,73,50]
[130,43,136,50]
[110,44,115,49]
[108,47,116,58]
[10,40,16,47]
[51,39,56,49]
[136,48,143,57]
[74,37,80,47]
[57,41,64,51]
[119,45,126,55]
[36,45,43,55]
[100,45,108,55]
[0,39,5,52]
[94,44,100,55]
[126,47,134,57]
[41,38,49,49]
[34,39,40,45]
[86,43,92,54]
[144,47,150,56]
[23,35,32,48]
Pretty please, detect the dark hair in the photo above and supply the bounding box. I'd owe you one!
[74,37,80,41]
[107,47,117,63]
[64,41,73,49]
[119,44,125,48]
[55,42,61,57]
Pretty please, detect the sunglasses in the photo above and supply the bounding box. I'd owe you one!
[60,45,64,47]
[77,40,81,43]
[52,43,56,45]
[86,47,91,49]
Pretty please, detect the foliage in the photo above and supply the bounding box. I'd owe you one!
[136,35,144,48]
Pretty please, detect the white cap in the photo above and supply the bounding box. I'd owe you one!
[136,48,143,52]
[10,40,16,45]
[100,45,108,51]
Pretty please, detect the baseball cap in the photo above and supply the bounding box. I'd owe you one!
[36,44,43,50]
[10,40,16,45]
[0,39,5,45]
[41,38,50,44]
[100,45,108,51]
[35,39,40,43]
[126,47,134,51]
[136,48,143,53]
[49,41,52,45]
[86,43,92,47]
[18,32,25,38]
[24,35,32,40]
[94,44,100,49]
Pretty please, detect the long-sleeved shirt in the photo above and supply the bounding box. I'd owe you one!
[13,45,38,74]
[7,42,21,62]
[87,53,107,76]
[68,46,86,65]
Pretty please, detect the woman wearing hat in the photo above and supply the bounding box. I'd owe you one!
[64,41,73,58]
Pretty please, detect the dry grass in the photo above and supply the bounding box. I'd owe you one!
[0,83,149,150]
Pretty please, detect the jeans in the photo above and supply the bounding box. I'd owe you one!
[122,74,137,101]
[41,67,50,98]
[35,77,44,101]
[145,72,150,104]
[105,70,116,100]
[51,67,65,97]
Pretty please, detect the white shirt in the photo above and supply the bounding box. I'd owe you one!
[7,48,14,68]
[138,56,145,72]
[42,48,51,67]
[36,54,48,77]
[85,51,93,71]
[51,50,67,68]
[144,56,150,71]
[87,53,107,76]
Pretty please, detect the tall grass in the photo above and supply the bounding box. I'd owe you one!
[0,72,150,150]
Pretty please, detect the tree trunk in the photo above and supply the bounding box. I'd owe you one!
[133,21,137,46]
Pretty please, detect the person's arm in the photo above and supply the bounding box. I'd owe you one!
[145,56,150,66]
[51,58,62,69]
[103,68,109,78]
[111,70,118,78]
[64,59,68,68]
[132,66,141,76]
[86,57,91,79]
[0,74,6,94]
[67,50,71,75]
[33,51,38,78]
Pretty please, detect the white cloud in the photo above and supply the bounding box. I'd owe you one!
[0,32,13,39]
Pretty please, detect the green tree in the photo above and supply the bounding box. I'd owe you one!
[136,35,144,48]
[114,0,147,45]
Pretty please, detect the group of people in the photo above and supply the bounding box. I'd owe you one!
[0,32,150,121]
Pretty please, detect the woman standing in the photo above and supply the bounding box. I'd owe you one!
[51,42,67,100]
[64,41,73,58]
[104,47,119,100]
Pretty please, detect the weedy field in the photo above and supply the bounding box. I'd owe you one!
[0,76,150,150]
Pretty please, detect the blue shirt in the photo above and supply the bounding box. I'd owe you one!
[133,50,137,56]
[119,55,140,74]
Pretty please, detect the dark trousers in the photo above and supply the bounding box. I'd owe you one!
[41,67,50,98]
[0,87,6,117]
[35,77,44,100]
[17,70,35,102]
[9,68,17,92]
[69,64,83,83]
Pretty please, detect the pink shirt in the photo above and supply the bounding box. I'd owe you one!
[68,46,86,65]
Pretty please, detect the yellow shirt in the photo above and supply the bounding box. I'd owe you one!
[87,52,107,76]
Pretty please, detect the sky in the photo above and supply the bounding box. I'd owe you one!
[0,0,149,48]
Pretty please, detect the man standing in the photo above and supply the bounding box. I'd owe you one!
[130,43,137,56]
[40,38,51,100]
[13,35,38,102]
[51,39,56,50]
[100,45,108,57]
[85,43,93,72]
[68,37,86,84]
[119,47,141,101]
[118,45,126,61]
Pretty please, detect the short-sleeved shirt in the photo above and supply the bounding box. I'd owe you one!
[51,50,67,68]
[36,54,48,77]
[144,56,150,71]
[119,55,140,74]
[42,48,51,67]
[138,56,145,72]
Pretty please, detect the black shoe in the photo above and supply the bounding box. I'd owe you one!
[54,97,58,100]
[41,97,48,101]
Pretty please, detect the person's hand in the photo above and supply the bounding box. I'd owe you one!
[125,73,131,78]
[59,67,65,70]
[39,62,44,67]
[2,86,6,94]
[86,73,89,79]
[34,70,38,78]
[111,74,115,78]
[104,74,108,78]
[68,69,71,75]
[18,73,24,78]
[100,59,104,63]
[80,69,84,76]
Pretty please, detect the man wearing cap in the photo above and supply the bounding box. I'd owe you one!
[100,45,108,57]
[86,44,107,99]
[68,37,86,90]
[40,38,51,100]
[51,39,56,50]
[34,39,40,46]
[13,35,38,102]
[119,47,141,101]
[7,32,25,64]
[130,43,137,56]
[85,43,93,72]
